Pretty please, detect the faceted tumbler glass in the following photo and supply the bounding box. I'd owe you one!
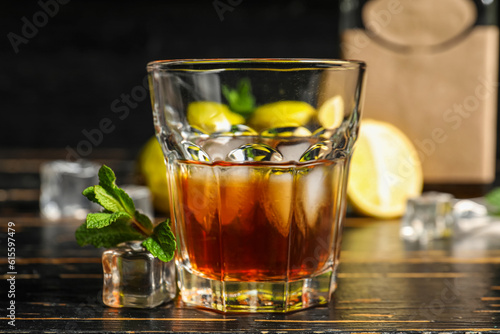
[147,59,366,312]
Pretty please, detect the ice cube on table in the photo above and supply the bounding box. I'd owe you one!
[400,192,455,243]
[453,198,490,233]
[102,241,176,308]
[40,160,100,220]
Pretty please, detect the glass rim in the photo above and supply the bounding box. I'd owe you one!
[146,58,366,72]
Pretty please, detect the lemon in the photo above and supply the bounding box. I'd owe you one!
[137,136,170,214]
[318,95,344,129]
[347,119,423,219]
[187,101,245,133]
[248,101,316,131]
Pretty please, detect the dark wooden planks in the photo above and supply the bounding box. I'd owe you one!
[2,218,500,332]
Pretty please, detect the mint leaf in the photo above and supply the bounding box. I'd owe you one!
[134,211,153,232]
[82,186,98,204]
[95,165,135,216]
[142,220,176,262]
[86,211,131,229]
[94,185,127,213]
[77,164,176,263]
[486,188,500,214]
[76,220,145,248]
[222,78,255,117]
[98,164,117,190]
[114,187,136,215]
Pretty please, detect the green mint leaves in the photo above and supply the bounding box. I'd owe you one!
[75,220,145,249]
[142,223,176,262]
[485,188,500,215]
[75,165,176,262]
[222,78,255,117]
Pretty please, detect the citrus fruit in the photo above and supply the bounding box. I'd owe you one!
[248,101,316,131]
[317,95,344,129]
[347,119,423,219]
[187,101,245,133]
[137,136,170,214]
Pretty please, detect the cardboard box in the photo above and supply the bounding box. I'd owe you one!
[341,0,499,184]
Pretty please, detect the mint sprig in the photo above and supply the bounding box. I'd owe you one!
[75,165,176,262]
[485,188,500,215]
[222,78,255,117]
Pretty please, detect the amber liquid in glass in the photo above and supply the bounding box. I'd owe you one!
[171,159,347,282]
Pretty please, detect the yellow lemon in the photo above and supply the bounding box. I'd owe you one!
[187,101,245,133]
[137,136,170,214]
[347,119,423,219]
[248,101,316,131]
[318,95,344,129]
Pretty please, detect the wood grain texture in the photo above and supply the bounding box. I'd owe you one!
[2,216,500,333]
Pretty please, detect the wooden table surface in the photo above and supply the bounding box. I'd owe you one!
[2,149,500,333]
[4,216,500,333]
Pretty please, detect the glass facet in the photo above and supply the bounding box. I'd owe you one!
[147,59,366,312]
[102,241,176,308]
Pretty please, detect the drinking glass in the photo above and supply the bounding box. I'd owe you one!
[147,59,366,312]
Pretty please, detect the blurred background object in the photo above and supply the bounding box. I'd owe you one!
[1,0,340,151]
[40,160,100,220]
[340,0,499,195]
[1,0,499,216]
[0,0,341,215]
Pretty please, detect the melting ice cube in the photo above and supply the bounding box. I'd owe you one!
[261,170,293,237]
[298,165,327,228]
[219,166,258,227]
[202,137,251,161]
[276,139,316,162]
[227,143,283,162]
[184,165,218,231]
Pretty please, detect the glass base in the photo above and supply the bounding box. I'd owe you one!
[177,264,337,313]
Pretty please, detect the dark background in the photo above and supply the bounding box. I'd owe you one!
[1,0,499,185]
[1,0,341,156]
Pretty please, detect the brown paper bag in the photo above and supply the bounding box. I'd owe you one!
[341,0,499,184]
